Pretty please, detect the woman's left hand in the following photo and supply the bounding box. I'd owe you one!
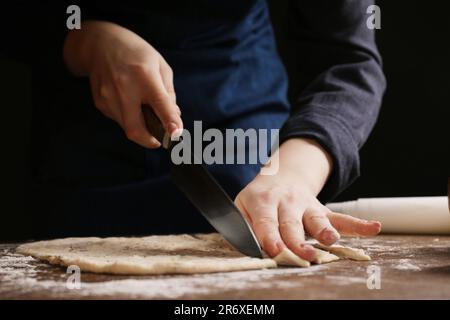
[234,138,381,261]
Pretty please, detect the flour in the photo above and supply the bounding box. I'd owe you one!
[7,266,328,299]
[1,247,330,299]
[324,275,366,285]
[64,265,329,299]
[0,253,38,276]
[392,259,422,271]
[0,251,42,296]
[4,236,438,299]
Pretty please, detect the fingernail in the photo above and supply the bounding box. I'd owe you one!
[171,128,183,140]
[149,137,161,147]
[322,228,340,242]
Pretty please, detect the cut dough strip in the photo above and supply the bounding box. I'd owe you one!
[313,243,371,261]
[313,248,340,264]
[274,243,370,267]
[273,247,339,267]
[273,248,311,267]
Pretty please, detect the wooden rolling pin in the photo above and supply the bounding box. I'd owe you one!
[326,196,450,234]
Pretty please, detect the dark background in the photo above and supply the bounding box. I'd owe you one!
[335,1,449,200]
[0,1,449,240]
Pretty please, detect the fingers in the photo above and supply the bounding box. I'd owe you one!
[90,75,117,121]
[278,202,316,261]
[90,48,182,143]
[234,196,253,225]
[253,215,284,257]
[115,81,161,149]
[236,190,315,261]
[238,198,285,258]
[138,63,183,138]
[328,211,381,237]
[303,207,340,246]
[90,70,125,123]
[159,60,177,105]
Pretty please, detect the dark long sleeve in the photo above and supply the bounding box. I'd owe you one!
[3,0,385,204]
[277,0,386,202]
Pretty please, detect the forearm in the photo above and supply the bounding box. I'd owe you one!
[278,0,385,201]
[269,138,333,197]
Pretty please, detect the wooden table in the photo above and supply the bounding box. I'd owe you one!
[1,235,449,299]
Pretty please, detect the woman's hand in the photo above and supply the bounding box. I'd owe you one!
[235,138,381,261]
[63,21,182,148]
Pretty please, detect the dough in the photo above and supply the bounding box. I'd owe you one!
[312,248,340,264]
[16,233,370,275]
[274,248,311,267]
[16,234,276,275]
[273,247,338,267]
[313,243,371,261]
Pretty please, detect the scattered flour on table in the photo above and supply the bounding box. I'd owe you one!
[0,250,42,295]
[324,275,366,285]
[1,248,330,299]
[0,252,38,276]
[70,266,330,299]
[392,259,422,271]
[5,237,433,298]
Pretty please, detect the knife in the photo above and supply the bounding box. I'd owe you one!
[142,106,263,258]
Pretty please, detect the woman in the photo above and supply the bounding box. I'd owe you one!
[10,0,385,262]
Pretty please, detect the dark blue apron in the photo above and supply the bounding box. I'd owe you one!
[29,0,290,237]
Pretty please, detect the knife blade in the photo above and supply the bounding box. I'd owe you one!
[142,106,263,258]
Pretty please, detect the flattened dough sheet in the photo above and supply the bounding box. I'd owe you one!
[16,233,370,275]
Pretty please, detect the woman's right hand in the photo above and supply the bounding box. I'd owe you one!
[63,20,182,148]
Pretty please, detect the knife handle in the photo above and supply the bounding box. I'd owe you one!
[142,105,171,149]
